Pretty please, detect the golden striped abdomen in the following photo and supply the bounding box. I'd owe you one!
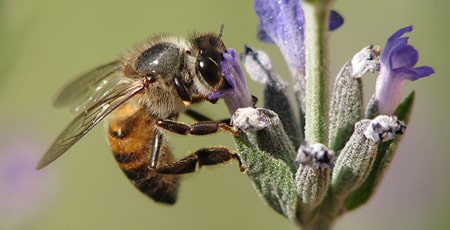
[107,103,180,204]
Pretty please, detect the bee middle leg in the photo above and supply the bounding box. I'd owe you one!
[156,119,238,135]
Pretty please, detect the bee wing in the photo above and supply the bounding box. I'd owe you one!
[37,79,145,169]
[53,61,121,113]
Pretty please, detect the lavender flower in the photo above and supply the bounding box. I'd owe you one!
[254,0,344,75]
[214,1,432,229]
[376,26,434,115]
[254,0,305,79]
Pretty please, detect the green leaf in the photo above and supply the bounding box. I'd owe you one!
[395,91,415,122]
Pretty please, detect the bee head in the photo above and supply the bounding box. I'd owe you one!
[192,33,231,92]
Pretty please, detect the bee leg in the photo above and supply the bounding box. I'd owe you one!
[155,146,243,174]
[184,109,231,124]
[156,119,238,135]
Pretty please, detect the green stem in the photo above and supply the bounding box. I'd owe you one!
[311,195,341,229]
[302,0,331,144]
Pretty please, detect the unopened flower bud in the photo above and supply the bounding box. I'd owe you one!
[295,143,334,169]
[241,46,303,147]
[295,143,333,210]
[328,45,381,151]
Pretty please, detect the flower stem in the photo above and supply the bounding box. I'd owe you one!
[302,0,331,144]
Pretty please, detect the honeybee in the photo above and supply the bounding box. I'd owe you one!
[37,31,241,204]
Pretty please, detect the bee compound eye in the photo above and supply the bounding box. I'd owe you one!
[196,54,222,87]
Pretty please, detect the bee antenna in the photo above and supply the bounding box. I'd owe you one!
[218,24,224,38]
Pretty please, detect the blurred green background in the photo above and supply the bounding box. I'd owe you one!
[1,0,448,229]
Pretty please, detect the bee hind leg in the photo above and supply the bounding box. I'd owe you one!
[154,119,244,174]
[155,146,243,174]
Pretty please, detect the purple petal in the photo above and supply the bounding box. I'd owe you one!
[209,49,253,114]
[254,0,305,77]
[388,25,413,42]
[380,37,409,68]
[380,25,412,67]
[329,10,344,31]
[410,66,435,79]
[257,24,275,44]
[375,26,434,115]
[390,45,418,69]
[393,66,435,81]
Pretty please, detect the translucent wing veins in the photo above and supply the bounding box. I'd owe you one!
[53,61,121,112]
[37,80,145,169]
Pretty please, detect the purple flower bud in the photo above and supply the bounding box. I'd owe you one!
[376,26,434,114]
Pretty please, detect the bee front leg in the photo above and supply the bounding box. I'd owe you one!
[156,119,238,135]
